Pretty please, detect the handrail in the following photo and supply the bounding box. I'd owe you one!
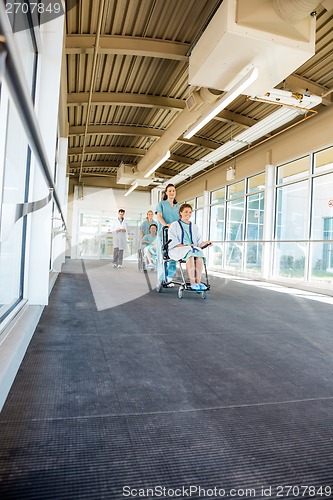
[0,3,67,231]
[209,239,333,244]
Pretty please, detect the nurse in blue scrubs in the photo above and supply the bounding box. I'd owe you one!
[155,184,180,286]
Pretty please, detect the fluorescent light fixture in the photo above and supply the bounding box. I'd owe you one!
[249,89,322,109]
[168,108,308,186]
[144,150,171,178]
[166,91,321,187]
[183,67,259,139]
[124,182,138,197]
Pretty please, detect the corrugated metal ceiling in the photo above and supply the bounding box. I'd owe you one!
[63,0,333,190]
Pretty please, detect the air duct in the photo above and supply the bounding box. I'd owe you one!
[273,0,320,23]
[188,0,316,95]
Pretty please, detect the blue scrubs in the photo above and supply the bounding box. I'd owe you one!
[155,200,180,281]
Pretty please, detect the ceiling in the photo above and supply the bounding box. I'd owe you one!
[62,0,333,193]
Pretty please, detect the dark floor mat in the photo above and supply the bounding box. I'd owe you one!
[1,263,333,499]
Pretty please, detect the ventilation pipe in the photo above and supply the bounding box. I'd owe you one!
[135,87,221,180]
[273,0,320,23]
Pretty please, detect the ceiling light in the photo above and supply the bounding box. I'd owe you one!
[143,151,171,178]
[249,89,322,109]
[124,182,138,197]
[183,67,259,139]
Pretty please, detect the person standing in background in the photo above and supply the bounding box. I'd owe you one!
[111,209,127,268]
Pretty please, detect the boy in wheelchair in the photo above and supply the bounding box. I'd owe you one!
[167,204,211,291]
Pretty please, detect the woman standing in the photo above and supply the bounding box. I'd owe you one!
[155,184,180,285]
[140,210,157,239]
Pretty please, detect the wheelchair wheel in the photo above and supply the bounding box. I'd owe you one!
[201,291,207,299]
[178,286,184,299]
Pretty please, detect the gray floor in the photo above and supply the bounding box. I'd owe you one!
[1,259,333,499]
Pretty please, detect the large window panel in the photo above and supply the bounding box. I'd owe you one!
[0,8,38,324]
[245,192,264,272]
[277,157,309,184]
[209,203,225,267]
[274,180,308,279]
[314,146,333,174]
[310,172,333,283]
[0,102,32,319]
[226,197,245,269]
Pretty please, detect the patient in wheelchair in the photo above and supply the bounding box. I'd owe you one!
[141,223,157,269]
[168,204,211,291]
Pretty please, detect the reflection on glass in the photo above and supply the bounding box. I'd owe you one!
[226,242,243,270]
[277,157,309,184]
[245,242,263,274]
[310,242,333,284]
[78,235,100,258]
[273,242,306,279]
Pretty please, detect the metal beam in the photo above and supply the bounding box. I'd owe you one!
[67,92,186,110]
[68,125,164,138]
[215,110,257,128]
[66,35,189,61]
[68,146,146,156]
[68,161,119,169]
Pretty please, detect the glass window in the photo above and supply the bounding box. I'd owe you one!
[245,192,264,272]
[227,180,245,199]
[273,180,308,279]
[310,172,333,283]
[211,187,225,204]
[196,196,203,209]
[195,208,203,233]
[277,157,309,184]
[0,8,38,324]
[0,102,33,319]
[226,194,245,269]
[186,198,195,209]
[275,181,308,241]
[210,204,225,242]
[226,197,245,241]
[248,172,265,193]
[314,146,333,174]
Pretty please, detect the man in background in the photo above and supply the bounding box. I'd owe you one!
[111,209,127,268]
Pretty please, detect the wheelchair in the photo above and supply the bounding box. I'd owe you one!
[138,244,157,272]
[156,226,211,299]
